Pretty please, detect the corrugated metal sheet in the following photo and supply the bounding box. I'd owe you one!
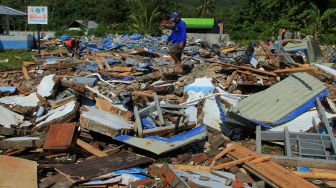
[232,73,327,124]
[0,6,26,16]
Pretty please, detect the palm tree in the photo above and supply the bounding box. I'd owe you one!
[197,0,215,17]
[301,3,336,40]
[128,0,160,35]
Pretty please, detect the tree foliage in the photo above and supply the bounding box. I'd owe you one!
[197,0,215,17]
[0,0,336,43]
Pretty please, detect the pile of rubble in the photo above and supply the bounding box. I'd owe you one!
[1,33,336,188]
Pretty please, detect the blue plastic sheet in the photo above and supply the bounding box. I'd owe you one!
[59,34,69,41]
[0,86,16,93]
[297,167,311,172]
[141,118,156,129]
[129,34,142,40]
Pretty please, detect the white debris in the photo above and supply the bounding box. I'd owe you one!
[0,106,24,128]
[36,101,77,128]
[37,74,56,98]
[0,92,39,107]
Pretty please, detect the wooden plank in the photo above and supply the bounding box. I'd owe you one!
[50,95,77,109]
[56,151,153,183]
[134,106,143,137]
[293,171,336,181]
[172,164,211,172]
[213,146,234,161]
[258,41,278,64]
[76,139,107,157]
[216,62,278,77]
[212,156,255,170]
[268,155,336,170]
[22,61,36,67]
[95,97,132,120]
[249,156,270,164]
[224,71,238,89]
[95,58,105,71]
[254,53,295,57]
[0,155,37,188]
[237,70,268,79]
[227,143,317,188]
[102,57,112,71]
[274,67,315,74]
[111,66,132,72]
[22,66,30,80]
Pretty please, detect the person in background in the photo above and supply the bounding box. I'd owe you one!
[167,11,187,74]
[65,38,80,57]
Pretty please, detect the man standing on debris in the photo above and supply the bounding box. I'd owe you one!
[167,11,187,73]
[65,38,80,57]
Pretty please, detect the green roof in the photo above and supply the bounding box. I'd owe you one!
[182,18,214,29]
[231,73,326,124]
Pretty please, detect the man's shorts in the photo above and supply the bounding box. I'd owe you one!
[169,44,184,60]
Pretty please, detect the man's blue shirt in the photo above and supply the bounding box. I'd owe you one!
[168,19,186,45]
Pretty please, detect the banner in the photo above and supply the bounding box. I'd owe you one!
[28,6,48,25]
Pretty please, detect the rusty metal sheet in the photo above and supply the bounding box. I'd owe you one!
[43,122,77,149]
[0,155,37,188]
[56,151,154,183]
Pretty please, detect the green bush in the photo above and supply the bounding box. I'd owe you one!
[88,25,109,37]
[321,33,336,44]
[54,29,85,37]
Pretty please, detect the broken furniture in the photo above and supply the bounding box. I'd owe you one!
[256,98,336,168]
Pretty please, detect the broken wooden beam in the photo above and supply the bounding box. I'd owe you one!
[213,146,234,161]
[212,156,255,170]
[76,139,107,157]
[224,71,238,89]
[293,171,336,181]
[216,62,278,77]
[172,164,211,172]
[101,57,112,71]
[274,67,315,74]
[21,67,30,80]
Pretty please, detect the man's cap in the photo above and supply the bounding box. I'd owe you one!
[170,11,179,21]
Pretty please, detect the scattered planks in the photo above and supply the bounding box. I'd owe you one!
[226,143,317,188]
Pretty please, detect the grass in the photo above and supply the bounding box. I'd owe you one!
[0,50,34,71]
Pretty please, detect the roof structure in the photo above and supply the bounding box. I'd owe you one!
[231,72,328,125]
[69,20,98,29]
[0,5,26,16]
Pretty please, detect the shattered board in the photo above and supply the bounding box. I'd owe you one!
[56,151,153,183]
[231,72,329,125]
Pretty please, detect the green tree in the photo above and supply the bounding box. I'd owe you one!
[197,0,215,17]
[299,3,336,40]
[128,0,161,35]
